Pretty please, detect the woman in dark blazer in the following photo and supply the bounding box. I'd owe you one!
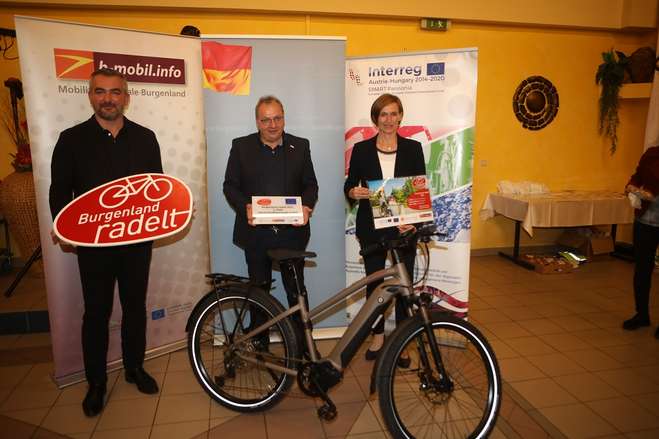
[344,94,426,365]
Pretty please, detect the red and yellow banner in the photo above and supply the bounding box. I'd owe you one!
[201,42,252,95]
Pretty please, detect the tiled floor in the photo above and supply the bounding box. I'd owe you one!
[0,255,658,438]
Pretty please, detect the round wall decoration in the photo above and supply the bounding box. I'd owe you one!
[512,76,559,130]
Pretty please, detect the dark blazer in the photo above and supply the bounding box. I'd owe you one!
[344,134,426,243]
[223,132,319,248]
[49,116,163,218]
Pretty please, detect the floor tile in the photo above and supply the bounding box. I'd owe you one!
[526,353,586,377]
[537,333,592,352]
[208,413,266,439]
[586,396,659,432]
[154,392,210,425]
[95,397,158,430]
[265,406,325,439]
[41,404,100,435]
[518,318,565,336]
[553,372,621,402]
[561,348,622,372]
[538,403,617,438]
[503,336,557,356]
[1,406,49,425]
[160,369,198,396]
[498,357,546,382]
[90,426,151,439]
[595,369,659,396]
[166,349,192,373]
[150,420,210,439]
[346,401,383,435]
[509,378,577,408]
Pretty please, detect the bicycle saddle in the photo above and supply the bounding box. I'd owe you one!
[267,249,317,262]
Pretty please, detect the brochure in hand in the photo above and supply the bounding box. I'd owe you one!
[367,175,434,229]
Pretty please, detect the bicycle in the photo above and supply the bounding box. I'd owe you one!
[186,224,501,438]
[98,173,173,208]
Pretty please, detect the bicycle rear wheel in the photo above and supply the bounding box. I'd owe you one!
[376,313,500,439]
[187,287,299,412]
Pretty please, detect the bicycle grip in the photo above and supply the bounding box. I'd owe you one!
[359,241,386,257]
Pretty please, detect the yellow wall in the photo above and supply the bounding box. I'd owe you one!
[0,6,655,251]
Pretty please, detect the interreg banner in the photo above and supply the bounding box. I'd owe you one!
[16,16,209,385]
[345,49,477,321]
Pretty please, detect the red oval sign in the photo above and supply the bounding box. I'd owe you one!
[53,173,193,247]
[257,198,272,206]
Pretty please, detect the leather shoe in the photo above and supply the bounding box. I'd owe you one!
[365,348,380,361]
[622,314,650,331]
[82,383,106,417]
[125,368,159,394]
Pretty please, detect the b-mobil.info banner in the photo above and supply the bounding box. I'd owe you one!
[16,16,209,385]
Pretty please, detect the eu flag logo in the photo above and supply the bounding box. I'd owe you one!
[285,198,297,204]
[151,309,166,320]
[427,63,445,75]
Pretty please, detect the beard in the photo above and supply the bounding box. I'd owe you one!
[95,103,124,121]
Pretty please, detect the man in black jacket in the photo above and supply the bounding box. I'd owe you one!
[50,68,162,417]
[223,96,318,344]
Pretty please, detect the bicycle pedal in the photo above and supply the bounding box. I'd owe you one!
[317,403,337,421]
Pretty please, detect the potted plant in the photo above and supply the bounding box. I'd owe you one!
[595,49,629,154]
[0,77,40,268]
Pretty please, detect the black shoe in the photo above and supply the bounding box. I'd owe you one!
[622,314,651,331]
[365,348,380,361]
[82,383,106,417]
[397,356,411,369]
[125,368,159,394]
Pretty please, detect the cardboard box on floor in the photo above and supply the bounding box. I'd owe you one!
[522,254,574,274]
[556,227,614,258]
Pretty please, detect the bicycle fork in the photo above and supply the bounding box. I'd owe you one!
[415,300,454,394]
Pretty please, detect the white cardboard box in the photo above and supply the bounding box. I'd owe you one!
[252,196,303,225]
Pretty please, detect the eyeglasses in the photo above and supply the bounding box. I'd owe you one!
[259,116,284,125]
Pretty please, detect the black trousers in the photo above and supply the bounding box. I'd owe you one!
[362,239,416,335]
[76,243,152,385]
[244,227,309,338]
[633,220,659,317]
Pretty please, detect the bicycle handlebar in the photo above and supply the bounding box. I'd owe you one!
[359,223,443,258]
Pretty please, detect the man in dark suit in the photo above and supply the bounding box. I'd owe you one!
[223,95,318,342]
[50,68,162,417]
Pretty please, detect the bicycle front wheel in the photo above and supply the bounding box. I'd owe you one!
[187,287,300,412]
[376,313,501,439]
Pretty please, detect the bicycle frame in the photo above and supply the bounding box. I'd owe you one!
[232,258,414,376]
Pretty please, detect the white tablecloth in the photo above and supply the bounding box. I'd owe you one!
[480,191,634,236]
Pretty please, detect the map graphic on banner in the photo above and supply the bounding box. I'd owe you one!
[345,49,477,321]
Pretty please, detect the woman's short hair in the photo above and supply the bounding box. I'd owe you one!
[370,93,403,125]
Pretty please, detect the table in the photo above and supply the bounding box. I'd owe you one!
[480,190,635,269]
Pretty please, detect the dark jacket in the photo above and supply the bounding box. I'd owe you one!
[223,132,318,248]
[49,116,163,218]
[628,145,659,218]
[344,134,426,243]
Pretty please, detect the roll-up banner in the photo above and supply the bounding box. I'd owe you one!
[203,35,347,329]
[15,16,209,385]
[345,49,478,322]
